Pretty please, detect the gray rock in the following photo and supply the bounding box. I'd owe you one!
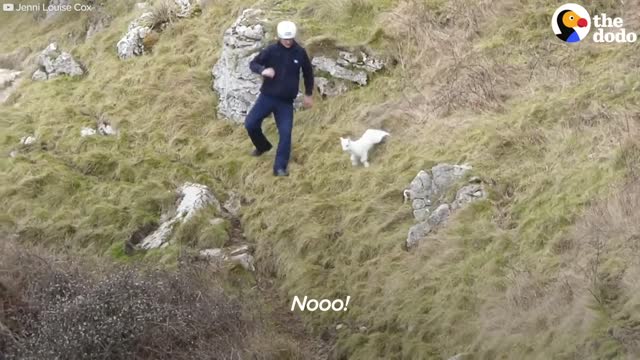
[404,164,476,248]
[80,127,96,137]
[357,51,385,72]
[212,9,270,122]
[0,69,22,102]
[32,69,47,81]
[404,170,432,202]
[20,135,36,145]
[199,244,255,272]
[175,0,199,17]
[0,69,21,89]
[315,76,348,97]
[116,12,153,60]
[140,183,219,249]
[223,191,242,216]
[97,122,116,136]
[431,163,472,195]
[32,43,84,80]
[45,0,71,19]
[412,198,428,210]
[228,244,251,256]
[311,56,367,85]
[413,208,430,222]
[228,253,255,272]
[51,53,84,76]
[407,221,432,249]
[339,51,358,64]
[451,184,486,210]
[427,204,450,227]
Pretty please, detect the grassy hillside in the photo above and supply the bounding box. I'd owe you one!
[2,0,640,359]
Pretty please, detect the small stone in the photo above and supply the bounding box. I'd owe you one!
[223,191,242,216]
[98,122,116,136]
[81,127,96,137]
[20,135,36,145]
[339,51,358,63]
[32,69,48,81]
[209,218,226,226]
[336,324,344,330]
[228,253,255,272]
[228,244,251,256]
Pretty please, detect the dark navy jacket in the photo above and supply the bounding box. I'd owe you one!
[249,41,314,102]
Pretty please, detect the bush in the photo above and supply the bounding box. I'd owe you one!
[0,244,248,360]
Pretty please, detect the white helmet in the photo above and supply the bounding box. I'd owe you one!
[277,21,297,39]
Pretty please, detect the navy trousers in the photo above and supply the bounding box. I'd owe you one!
[244,93,294,171]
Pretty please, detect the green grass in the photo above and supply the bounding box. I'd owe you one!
[2,0,640,359]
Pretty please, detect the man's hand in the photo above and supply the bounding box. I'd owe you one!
[303,95,313,109]
[261,67,275,78]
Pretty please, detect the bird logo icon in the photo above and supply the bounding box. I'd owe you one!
[552,4,591,43]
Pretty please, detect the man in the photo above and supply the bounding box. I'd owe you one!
[245,20,314,177]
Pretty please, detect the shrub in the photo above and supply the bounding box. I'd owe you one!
[0,243,247,360]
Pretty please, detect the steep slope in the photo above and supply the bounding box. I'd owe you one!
[1,0,640,359]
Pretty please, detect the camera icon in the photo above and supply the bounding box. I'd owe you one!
[3,3,15,11]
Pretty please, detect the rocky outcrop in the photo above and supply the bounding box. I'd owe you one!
[117,0,200,60]
[404,164,486,249]
[315,76,348,97]
[211,9,269,122]
[312,56,367,85]
[116,12,154,60]
[312,50,385,97]
[140,183,220,249]
[212,9,386,121]
[31,43,84,81]
[0,69,22,103]
[199,244,255,272]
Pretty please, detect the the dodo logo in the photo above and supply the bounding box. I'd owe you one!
[552,4,591,43]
